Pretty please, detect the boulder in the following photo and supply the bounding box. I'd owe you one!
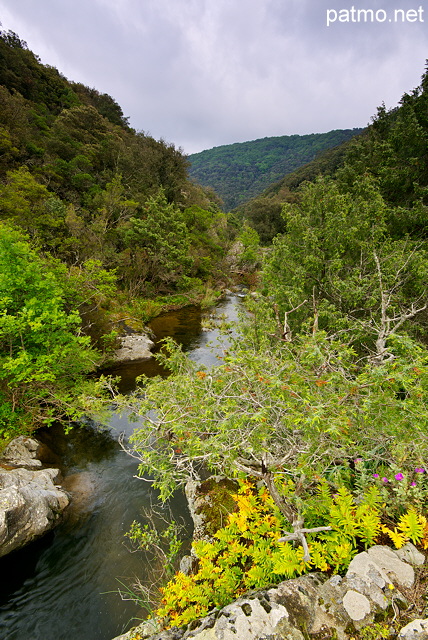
[113,334,155,364]
[0,435,52,469]
[0,436,70,557]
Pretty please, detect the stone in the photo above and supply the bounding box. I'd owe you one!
[367,545,415,588]
[185,476,239,541]
[346,550,392,589]
[398,618,428,639]
[395,543,426,567]
[191,597,292,640]
[0,466,70,557]
[113,334,155,363]
[179,554,198,576]
[0,436,43,469]
[342,590,371,621]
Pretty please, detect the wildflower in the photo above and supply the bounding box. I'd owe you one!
[382,477,389,483]
[394,473,404,481]
[415,467,425,473]
[411,482,417,487]
[354,458,362,464]
[373,473,379,478]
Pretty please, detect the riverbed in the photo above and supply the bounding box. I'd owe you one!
[0,295,242,640]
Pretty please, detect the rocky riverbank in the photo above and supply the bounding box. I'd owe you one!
[0,436,70,557]
[112,542,428,640]
[111,476,428,640]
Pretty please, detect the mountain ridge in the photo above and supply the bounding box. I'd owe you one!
[188,128,363,210]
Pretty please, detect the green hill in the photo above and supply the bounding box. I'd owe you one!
[235,132,366,242]
[188,129,363,210]
[0,29,231,296]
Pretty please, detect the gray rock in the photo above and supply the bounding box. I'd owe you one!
[0,466,70,556]
[192,597,292,640]
[185,476,239,541]
[112,619,161,640]
[398,618,428,639]
[1,436,44,469]
[367,545,415,588]
[395,543,426,567]
[342,590,371,621]
[113,334,155,363]
[179,554,198,576]
[347,550,392,589]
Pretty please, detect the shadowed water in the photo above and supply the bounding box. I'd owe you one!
[0,295,241,640]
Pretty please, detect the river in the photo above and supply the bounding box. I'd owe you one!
[0,294,242,640]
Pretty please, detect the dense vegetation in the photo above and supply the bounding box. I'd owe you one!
[121,65,428,631]
[2,26,428,635]
[188,129,362,211]
[0,30,234,444]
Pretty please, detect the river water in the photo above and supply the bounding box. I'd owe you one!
[0,295,242,640]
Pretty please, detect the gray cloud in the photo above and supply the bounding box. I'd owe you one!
[0,0,427,153]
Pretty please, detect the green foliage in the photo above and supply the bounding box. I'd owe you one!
[0,30,230,294]
[125,190,192,291]
[0,224,104,441]
[122,325,428,504]
[126,520,183,579]
[263,175,428,344]
[188,129,362,210]
[351,622,390,640]
[236,224,261,268]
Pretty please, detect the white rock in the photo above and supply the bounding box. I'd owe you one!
[367,545,415,588]
[0,465,70,556]
[113,334,154,363]
[194,598,291,640]
[347,550,392,589]
[395,543,426,567]
[342,590,371,621]
[398,618,428,639]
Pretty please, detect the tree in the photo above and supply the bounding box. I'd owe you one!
[262,176,428,351]
[124,190,192,291]
[120,321,428,549]
[0,224,103,442]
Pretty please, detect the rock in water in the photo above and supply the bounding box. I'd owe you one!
[113,334,155,363]
[0,437,70,557]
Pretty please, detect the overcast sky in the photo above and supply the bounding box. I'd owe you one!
[0,0,427,154]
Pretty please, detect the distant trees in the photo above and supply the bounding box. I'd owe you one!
[188,129,362,211]
[125,190,191,291]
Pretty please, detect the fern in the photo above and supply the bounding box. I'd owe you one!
[154,479,427,630]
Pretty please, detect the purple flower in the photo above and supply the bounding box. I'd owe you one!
[354,458,362,464]
[382,477,389,483]
[395,473,404,481]
[411,482,417,487]
[415,467,425,473]
[373,473,379,478]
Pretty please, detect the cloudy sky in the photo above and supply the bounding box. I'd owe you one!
[0,0,427,154]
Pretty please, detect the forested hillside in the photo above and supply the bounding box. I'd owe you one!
[239,71,428,244]
[188,129,362,210]
[0,30,232,441]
